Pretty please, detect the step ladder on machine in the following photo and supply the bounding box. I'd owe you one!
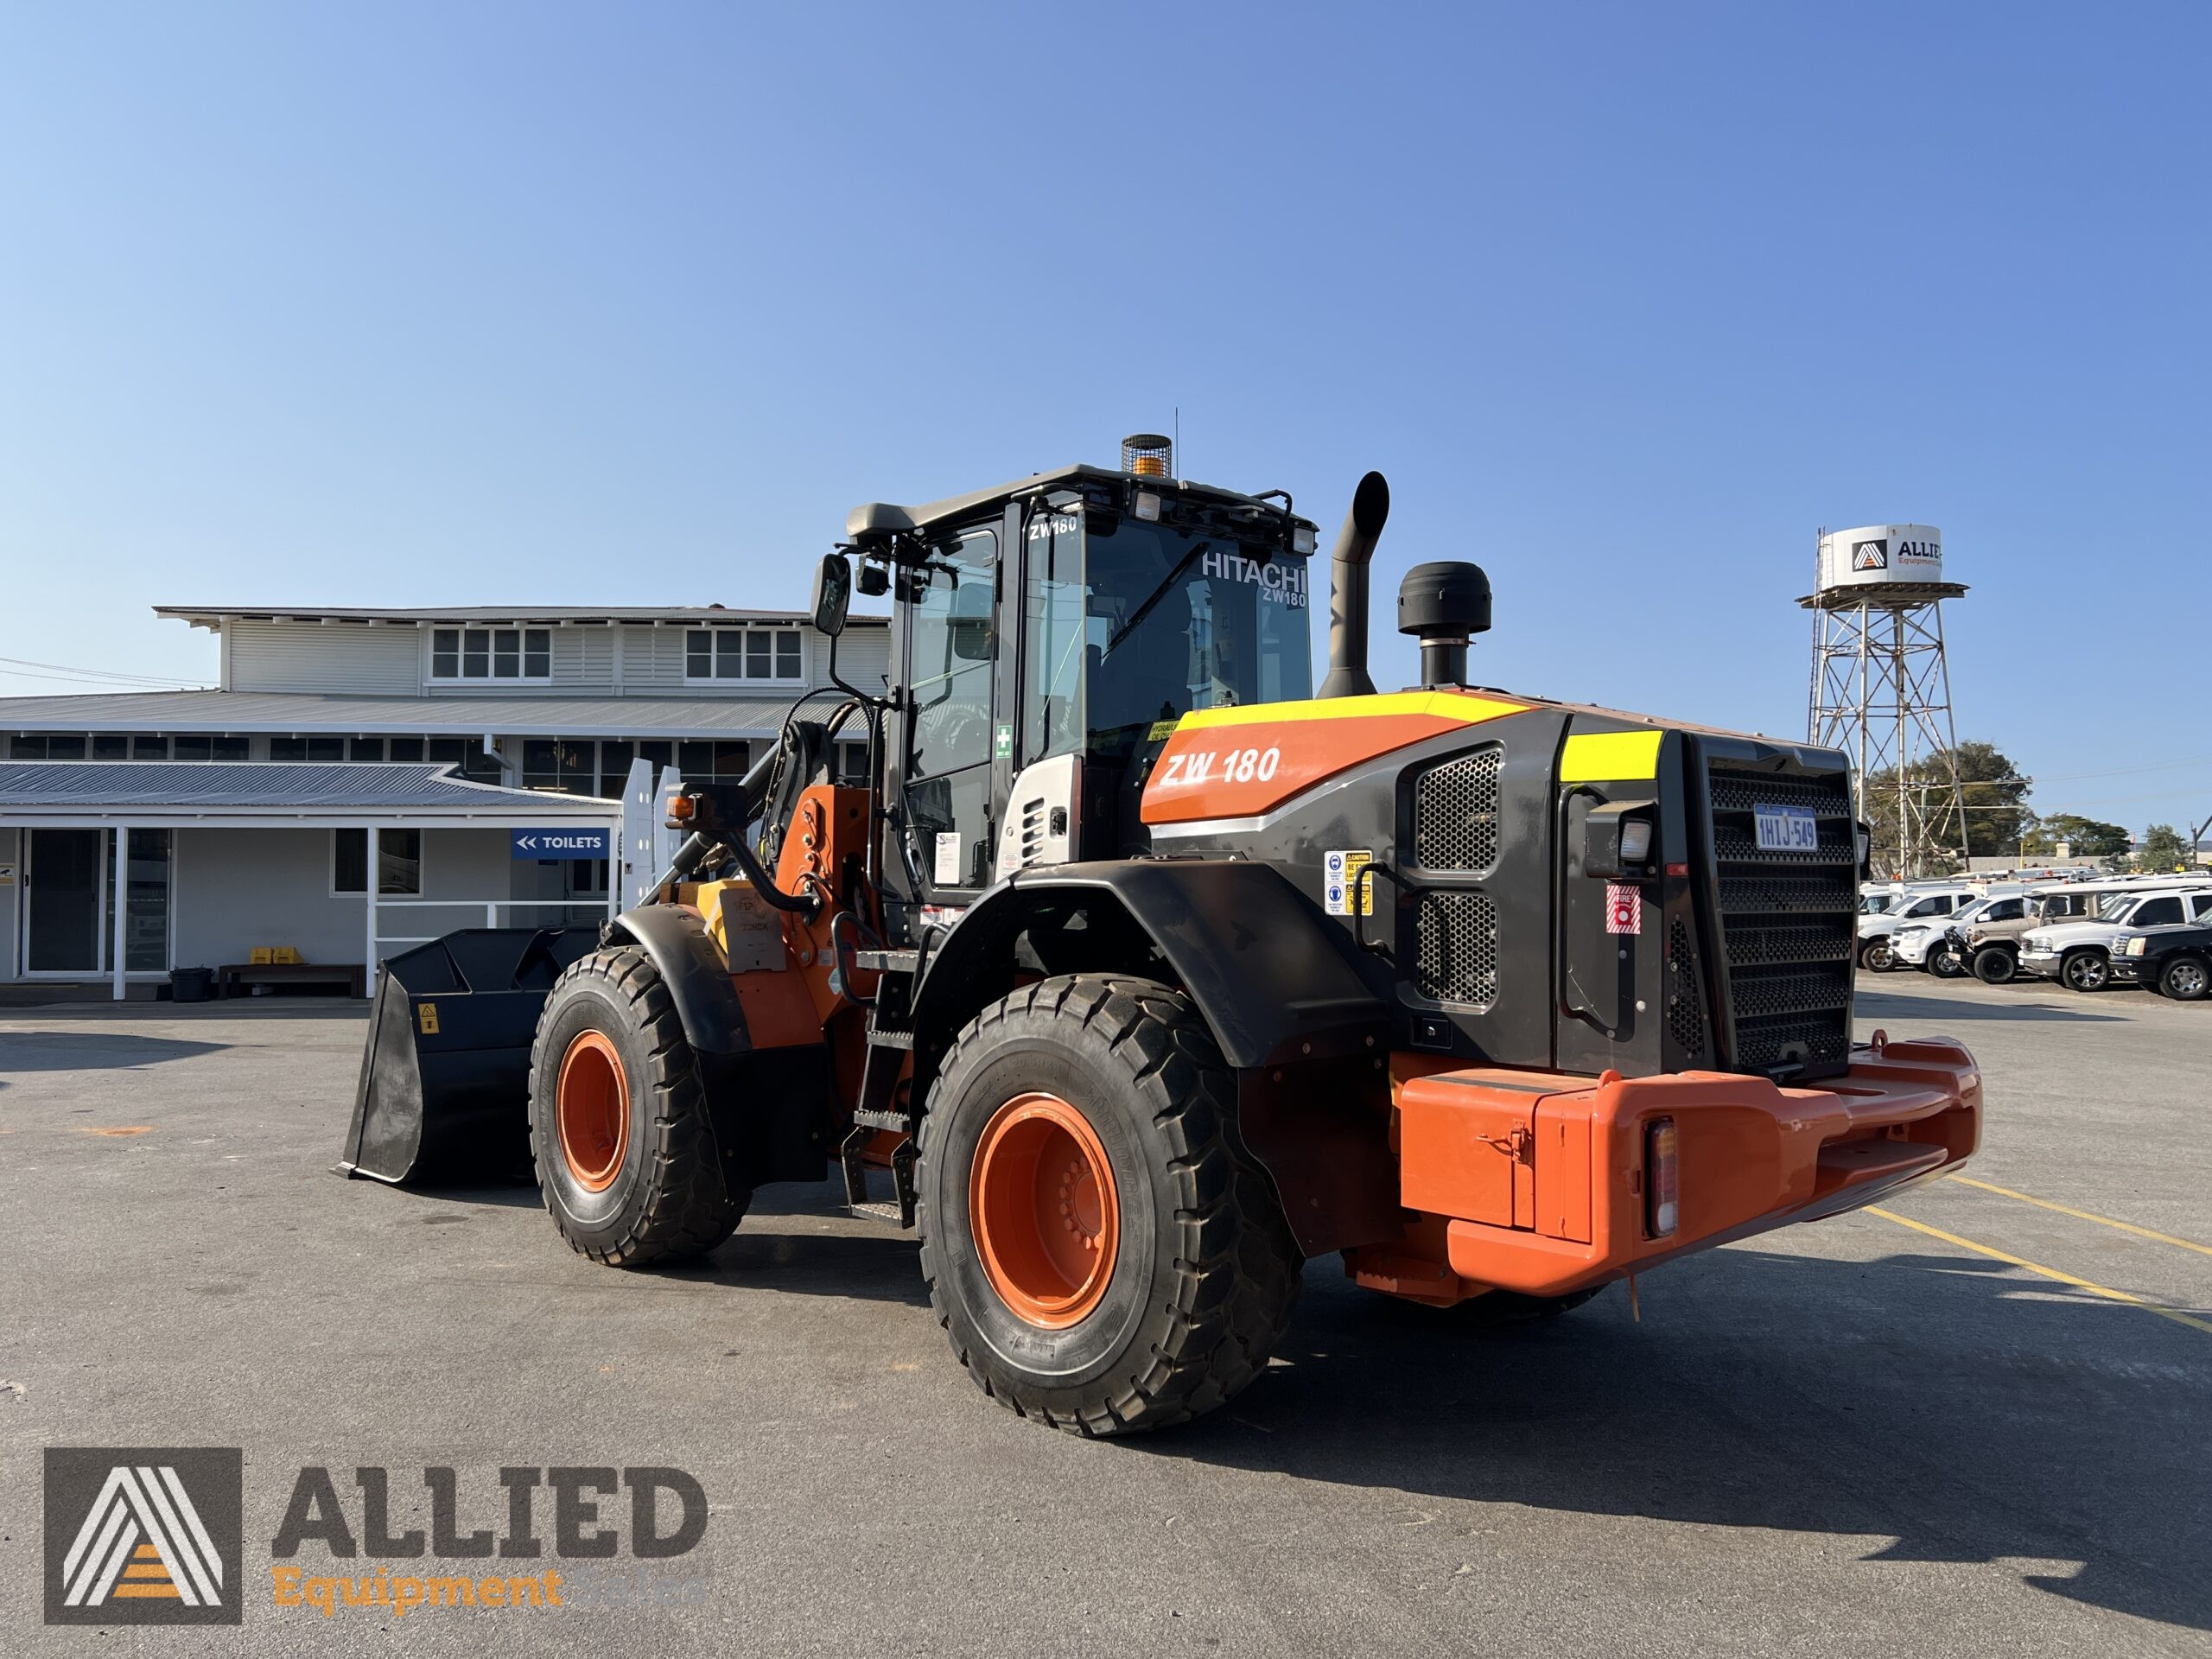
[839,946,921,1227]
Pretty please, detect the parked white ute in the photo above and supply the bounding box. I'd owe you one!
[1891,890,2023,977]
[2018,887,2212,991]
[1857,885,1979,971]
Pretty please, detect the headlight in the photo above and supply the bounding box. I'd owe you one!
[2126,937,2149,957]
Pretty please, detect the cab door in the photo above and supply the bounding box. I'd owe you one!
[893,524,1001,906]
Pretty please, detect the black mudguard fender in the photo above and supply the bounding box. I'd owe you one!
[910,861,1402,1255]
[604,906,830,1191]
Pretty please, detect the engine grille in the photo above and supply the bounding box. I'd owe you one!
[1666,917,1705,1060]
[1704,759,1856,1080]
[1414,890,1499,1009]
[1413,745,1503,873]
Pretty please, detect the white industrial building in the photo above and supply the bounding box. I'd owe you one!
[0,604,887,997]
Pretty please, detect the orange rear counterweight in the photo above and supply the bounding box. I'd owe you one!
[1347,1038,1981,1306]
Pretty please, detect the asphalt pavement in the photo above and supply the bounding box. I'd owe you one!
[2,970,2207,1656]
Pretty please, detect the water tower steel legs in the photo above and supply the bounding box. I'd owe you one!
[1808,595,1973,880]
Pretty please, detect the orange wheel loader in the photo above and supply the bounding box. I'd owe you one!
[344,437,1981,1435]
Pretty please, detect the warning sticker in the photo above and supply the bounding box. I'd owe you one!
[1146,719,1180,742]
[1605,883,1643,935]
[934,831,963,886]
[1324,849,1374,918]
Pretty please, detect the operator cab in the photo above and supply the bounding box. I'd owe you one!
[829,442,1319,938]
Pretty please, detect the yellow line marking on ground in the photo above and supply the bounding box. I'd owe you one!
[1866,1206,2212,1337]
[1943,1174,2212,1258]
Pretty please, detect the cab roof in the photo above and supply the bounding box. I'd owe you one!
[846,464,1316,544]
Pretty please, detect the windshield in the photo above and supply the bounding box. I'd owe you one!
[1951,899,1989,925]
[2097,893,2140,921]
[1022,510,1312,760]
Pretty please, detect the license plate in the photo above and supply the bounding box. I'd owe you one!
[1753,802,1819,852]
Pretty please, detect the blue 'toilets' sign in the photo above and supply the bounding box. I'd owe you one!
[511,828,612,860]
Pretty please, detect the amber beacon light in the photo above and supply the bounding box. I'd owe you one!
[1121,433,1173,476]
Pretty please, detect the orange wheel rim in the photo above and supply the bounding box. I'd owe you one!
[969,1092,1120,1329]
[556,1030,629,1192]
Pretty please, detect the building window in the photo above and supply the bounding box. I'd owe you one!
[350,737,385,762]
[131,735,168,760]
[125,828,172,972]
[270,736,346,763]
[171,734,249,762]
[522,738,601,794]
[430,626,551,681]
[12,733,88,759]
[597,741,633,800]
[92,734,129,760]
[677,741,752,781]
[684,627,803,683]
[333,828,423,896]
[389,737,424,763]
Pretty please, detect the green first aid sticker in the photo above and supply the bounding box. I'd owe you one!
[995,723,1014,760]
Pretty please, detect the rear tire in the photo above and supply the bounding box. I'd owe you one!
[528,946,747,1266]
[2061,950,2110,993]
[917,975,1302,1436]
[1972,946,2016,985]
[2162,955,2210,1001]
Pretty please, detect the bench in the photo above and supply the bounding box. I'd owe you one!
[215,963,367,999]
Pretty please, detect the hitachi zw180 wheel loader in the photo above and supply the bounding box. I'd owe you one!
[346,435,1982,1436]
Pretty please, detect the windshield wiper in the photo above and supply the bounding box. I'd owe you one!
[1102,540,1214,661]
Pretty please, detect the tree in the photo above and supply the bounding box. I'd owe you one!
[2135,823,2190,874]
[2023,813,2132,859]
[1860,740,2031,876]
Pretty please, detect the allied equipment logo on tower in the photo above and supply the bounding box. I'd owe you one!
[1850,538,1889,570]
[44,1448,244,1625]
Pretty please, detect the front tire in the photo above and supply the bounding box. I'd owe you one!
[528,946,747,1266]
[917,976,1302,1436]
[1929,945,1967,979]
[1859,938,1893,972]
[1972,946,2016,984]
[2061,950,2110,993]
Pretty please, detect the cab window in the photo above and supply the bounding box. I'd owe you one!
[906,529,998,784]
[2128,896,2184,927]
[1983,899,2023,922]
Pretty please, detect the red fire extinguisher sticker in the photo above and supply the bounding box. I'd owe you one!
[1605,883,1643,935]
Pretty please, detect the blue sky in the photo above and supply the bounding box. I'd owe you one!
[2,3,2206,834]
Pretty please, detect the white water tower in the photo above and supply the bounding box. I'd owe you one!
[1803,524,1972,878]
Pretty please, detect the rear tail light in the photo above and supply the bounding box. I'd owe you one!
[1645,1118,1678,1237]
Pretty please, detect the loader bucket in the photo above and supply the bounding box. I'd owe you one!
[339,927,600,1185]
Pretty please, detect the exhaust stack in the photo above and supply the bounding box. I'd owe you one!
[1318,471,1390,699]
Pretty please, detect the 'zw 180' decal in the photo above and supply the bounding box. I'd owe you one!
[1155,746,1281,787]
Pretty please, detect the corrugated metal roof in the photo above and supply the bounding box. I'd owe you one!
[154,604,890,627]
[0,688,842,735]
[0,761,615,811]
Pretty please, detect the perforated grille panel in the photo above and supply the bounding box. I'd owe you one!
[1732,1014,1852,1073]
[1414,890,1499,1009]
[1703,760,1857,1080]
[1667,918,1705,1059]
[1413,746,1503,873]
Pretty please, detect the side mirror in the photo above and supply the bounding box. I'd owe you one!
[810,553,852,638]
